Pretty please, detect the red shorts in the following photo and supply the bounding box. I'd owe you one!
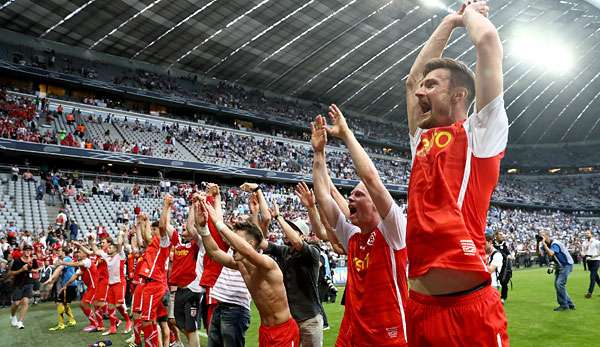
[132,283,144,313]
[259,318,300,347]
[81,287,96,305]
[95,280,109,303]
[139,280,168,321]
[335,314,350,347]
[107,282,125,305]
[407,285,509,347]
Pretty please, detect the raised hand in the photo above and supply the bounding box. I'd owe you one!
[194,201,207,229]
[163,194,174,207]
[199,198,221,224]
[324,104,351,140]
[311,115,328,152]
[249,193,260,216]
[240,182,258,193]
[295,181,315,209]
[271,198,281,218]
[206,183,220,196]
[464,0,489,17]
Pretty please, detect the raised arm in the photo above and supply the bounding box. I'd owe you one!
[296,181,327,241]
[463,0,502,112]
[207,183,223,221]
[43,265,64,286]
[194,200,237,269]
[241,183,271,233]
[325,104,394,219]
[159,194,175,239]
[200,199,273,270]
[72,240,93,256]
[271,199,303,251]
[406,9,465,136]
[312,116,343,229]
[116,228,125,254]
[138,214,153,246]
[329,182,350,218]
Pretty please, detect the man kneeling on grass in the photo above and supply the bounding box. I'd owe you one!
[192,193,300,347]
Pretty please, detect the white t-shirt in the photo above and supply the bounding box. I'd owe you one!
[489,251,504,288]
[583,238,600,261]
[99,251,124,285]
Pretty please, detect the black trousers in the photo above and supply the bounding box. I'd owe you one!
[587,259,600,294]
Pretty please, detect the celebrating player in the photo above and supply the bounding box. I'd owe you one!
[312,105,408,346]
[404,0,509,345]
[195,193,300,347]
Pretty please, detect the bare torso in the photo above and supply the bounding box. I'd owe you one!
[410,268,487,295]
[236,255,291,326]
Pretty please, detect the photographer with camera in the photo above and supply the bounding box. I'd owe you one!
[538,231,575,311]
[494,231,512,304]
[583,230,600,299]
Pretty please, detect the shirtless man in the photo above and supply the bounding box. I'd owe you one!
[193,194,299,347]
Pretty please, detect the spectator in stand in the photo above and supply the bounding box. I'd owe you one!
[11,165,19,181]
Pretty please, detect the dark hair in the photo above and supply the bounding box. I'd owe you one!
[234,221,264,249]
[151,221,160,228]
[485,233,494,242]
[62,247,72,255]
[423,58,475,109]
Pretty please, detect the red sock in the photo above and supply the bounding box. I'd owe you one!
[117,305,131,323]
[108,307,118,329]
[81,304,96,326]
[170,328,177,343]
[142,323,159,347]
[95,308,104,329]
[134,319,142,345]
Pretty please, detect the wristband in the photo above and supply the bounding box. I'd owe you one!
[252,185,261,193]
[215,221,227,232]
[198,225,210,237]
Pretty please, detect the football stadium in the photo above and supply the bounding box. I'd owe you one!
[1,0,600,346]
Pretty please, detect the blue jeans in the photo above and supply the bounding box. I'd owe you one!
[208,303,250,347]
[555,263,574,308]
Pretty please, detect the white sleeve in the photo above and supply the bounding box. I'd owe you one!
[81,258,92,268]
[467,94,508,158]
[409,128,423,160]
[335,211,360,251]
[492,253,503,273]
[376,202,406,250]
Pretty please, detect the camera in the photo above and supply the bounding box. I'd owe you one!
[547,262,556,274]
[535,234,544,243]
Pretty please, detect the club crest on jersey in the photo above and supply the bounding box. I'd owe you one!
[416,130,453,157]
[367,232,376,246]
[460,240,477,256]
[386,327,398,338]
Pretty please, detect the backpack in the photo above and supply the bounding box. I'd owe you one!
[491,248,513,286]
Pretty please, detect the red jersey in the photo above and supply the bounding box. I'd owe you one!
[79,258,98,289]
[168,232,200,287]
[407,95,508,279]
[334,203,408,346]
[96,255,108,282]
[200,195,229,287]
[137,235,171,283]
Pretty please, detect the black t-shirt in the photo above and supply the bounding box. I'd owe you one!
[265,241,323,321]
[10,257,39,287]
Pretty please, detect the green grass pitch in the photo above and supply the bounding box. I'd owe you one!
[2,267,598,346]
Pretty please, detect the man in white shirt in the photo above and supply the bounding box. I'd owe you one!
[583,230,600,298]
[486,234,503,291]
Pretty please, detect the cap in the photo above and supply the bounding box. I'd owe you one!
[286,218,310,237]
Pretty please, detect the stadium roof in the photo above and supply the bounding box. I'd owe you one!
[0,0,599,145]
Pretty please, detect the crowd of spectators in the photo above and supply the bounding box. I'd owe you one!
[3,45,408,145]
[486,206,600,268]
